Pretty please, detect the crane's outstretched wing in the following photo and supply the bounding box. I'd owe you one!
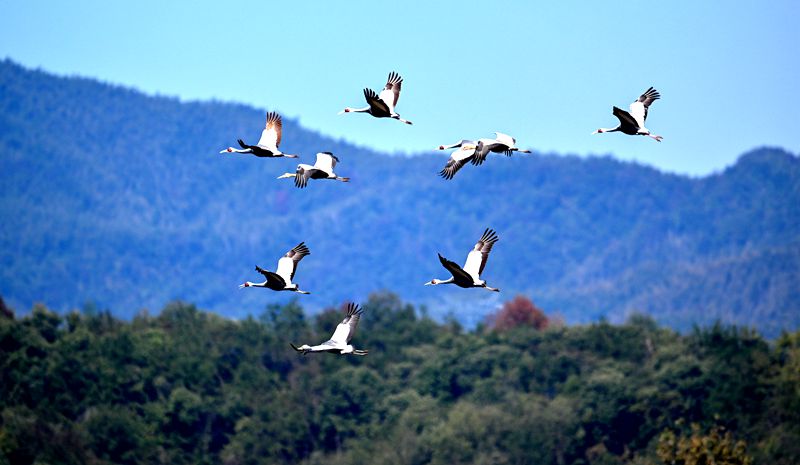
[462,228,499,280]
[314,152,339,173]
[612,106,640,130]
[438,253,475,284]
[378,71,403,112]
[493,132,516,148]
[275,242,310,282]
[294,166,309,189]
[629,87,660,127]
[257,112,282,149]
[328,303,364,344]
[255,265,286,288]
[363,88,391,117]
[472,139,504,165]
[439,144,476,180]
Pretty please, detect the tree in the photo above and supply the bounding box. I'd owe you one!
[486,295,549,331]
[656,423,753,465]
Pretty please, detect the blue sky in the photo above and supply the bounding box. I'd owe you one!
[1,0,797,175]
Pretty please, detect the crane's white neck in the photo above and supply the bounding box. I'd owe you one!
[277,173,297,179]
[593,127,620,134]
[239,281,266,289]
[439,141,462,150]
[343,106,370,113]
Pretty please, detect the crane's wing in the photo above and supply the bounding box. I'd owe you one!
[438,253,475,284]
[629,87,660,127]
[439,144,476,180]
[378,71,403,112]
[493,132,516,147]
[294,165,309,189]
[612,106,640,130]
[255,265,286,288]
[314,152,338,173]
[363,88,391,116]
[257,112,282,149]
[328,303,364,344]
[472,139,502,165]
[462,228,499,279]
[275,242,310,282]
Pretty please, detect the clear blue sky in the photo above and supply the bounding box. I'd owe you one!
[1,0,797,175]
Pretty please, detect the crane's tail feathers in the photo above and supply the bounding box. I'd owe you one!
[337,177,350,183]
[353,349,369,356]
[296,290,311,294]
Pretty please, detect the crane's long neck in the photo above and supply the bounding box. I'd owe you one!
[598,127,620,133]
[240,281,267,289]
[226,148,252,153]
[440,142,463,150]
[438,277,455,285]
[347,106,370,113]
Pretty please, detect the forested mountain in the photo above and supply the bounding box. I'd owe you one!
[1,295,796,464]
[1,59,798,336]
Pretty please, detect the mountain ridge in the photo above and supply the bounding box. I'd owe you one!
[1,59,798,336]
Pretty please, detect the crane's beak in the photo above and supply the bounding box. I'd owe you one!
[337,110,346,115]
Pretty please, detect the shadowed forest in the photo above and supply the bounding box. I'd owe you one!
[1,293,797,465]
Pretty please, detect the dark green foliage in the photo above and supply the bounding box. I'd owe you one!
[0,294,797,465]
[1,60,799,336]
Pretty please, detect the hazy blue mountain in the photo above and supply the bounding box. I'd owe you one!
[1,59,798,336]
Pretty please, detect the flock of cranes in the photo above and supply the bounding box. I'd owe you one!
[221,71,664,356]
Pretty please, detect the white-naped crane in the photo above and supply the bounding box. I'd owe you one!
[593,87,663,142]
[339,71,413,125]
[472,132,532,165]
[436,140,478,180]
[290,303,368,356]
[277,152,350,188]
[425,228,500,292]
[221,111,299,158]
[239,242,311,294]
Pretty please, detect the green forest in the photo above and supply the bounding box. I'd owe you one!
[1,293,797,465]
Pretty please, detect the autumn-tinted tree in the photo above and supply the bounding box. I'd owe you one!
[486,295,549,331]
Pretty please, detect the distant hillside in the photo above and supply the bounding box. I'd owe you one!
[1,59,798,336]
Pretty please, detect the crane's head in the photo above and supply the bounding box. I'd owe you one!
[239,282,252,289]
[338,108,351,115]
[290,343,312,355]
[220,147,234,153]
[592,129,604,134]
[424,279,440,286]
